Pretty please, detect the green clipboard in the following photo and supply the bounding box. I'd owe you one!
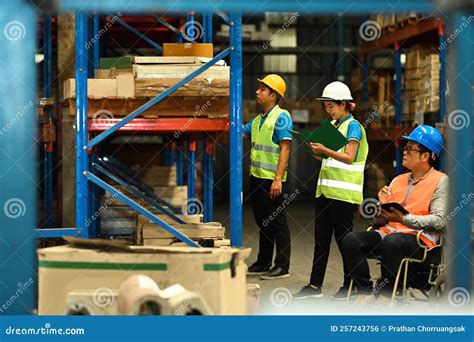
[290,119,349,159]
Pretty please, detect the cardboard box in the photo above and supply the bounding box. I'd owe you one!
[116,74,135,98]
[38,243,250,315]
[94,68,133,79]
[63,79,117,100]
[163,43,213,58]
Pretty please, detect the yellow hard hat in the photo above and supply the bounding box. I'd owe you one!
[257,74,286,98]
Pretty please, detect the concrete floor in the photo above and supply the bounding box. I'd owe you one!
[214,202,472,315]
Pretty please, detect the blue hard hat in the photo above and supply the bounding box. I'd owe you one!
[402,125,444,156]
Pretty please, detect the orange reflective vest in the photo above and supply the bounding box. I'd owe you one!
[379,169,445,248]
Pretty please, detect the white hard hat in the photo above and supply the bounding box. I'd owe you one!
[316,81,353,101]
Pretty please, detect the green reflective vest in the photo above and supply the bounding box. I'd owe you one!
[250,105,291,182]
[316,117,369,204]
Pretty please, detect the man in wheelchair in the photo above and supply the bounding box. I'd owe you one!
[342,125,447,303]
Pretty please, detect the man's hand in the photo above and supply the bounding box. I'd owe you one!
[378,186,391,204]
[270,178,282,199]
[380,208,404,222]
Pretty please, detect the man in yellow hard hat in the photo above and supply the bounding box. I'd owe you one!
[243,74,293,280]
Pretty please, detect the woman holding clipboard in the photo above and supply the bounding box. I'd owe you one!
[293,81,369,300]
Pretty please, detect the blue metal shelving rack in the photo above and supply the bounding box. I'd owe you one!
[69,11,243,248]
[0,0,471,314]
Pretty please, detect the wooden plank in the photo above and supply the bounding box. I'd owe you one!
[65,97,229,118]
[135,78,229,97]
[141,222,224,239]
[133,64,229,79]
[137,214,201,225]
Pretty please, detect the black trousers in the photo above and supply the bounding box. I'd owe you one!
[310,195,355,287]
[342,231,425,293]
[250,176,291,272]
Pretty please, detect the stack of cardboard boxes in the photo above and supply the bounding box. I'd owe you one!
[402,46,440,125]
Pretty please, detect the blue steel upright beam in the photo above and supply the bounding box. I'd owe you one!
[0,0,37,314]
[43,14,53,227]
[439,26,446,171]
[394,43,403,175]
[203,12,213,43]
[93,14,101,70]
[186,140,196,204]
[229,12,243,247]
[203,141,214,222]
[177,142,184,186]
[445,11,473,299]
[75,12,90,237]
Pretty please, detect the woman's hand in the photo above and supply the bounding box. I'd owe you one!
[308,142,327,155]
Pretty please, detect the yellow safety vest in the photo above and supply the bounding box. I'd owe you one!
[250,105,291,182]
[316,117,369,204]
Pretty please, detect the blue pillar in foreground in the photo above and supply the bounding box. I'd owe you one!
[0,0,37,314]
[445,11,473,299]
[229,12,243,247]
[75,12,90,237]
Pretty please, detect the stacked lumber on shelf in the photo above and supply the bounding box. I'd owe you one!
[62,44,230,119]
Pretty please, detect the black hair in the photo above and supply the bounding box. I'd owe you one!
[327,99,350,112]
[269,88,281,104]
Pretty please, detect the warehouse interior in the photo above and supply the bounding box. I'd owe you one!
[0,0,472,315]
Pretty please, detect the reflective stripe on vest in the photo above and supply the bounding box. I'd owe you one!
[250,160,278,172]
[379,169,446,248]
[317,178,363,192]
[252,144,280,154]
[315,117,369,204]
[250,105,291,182]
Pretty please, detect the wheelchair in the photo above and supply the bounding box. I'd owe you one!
[346,226,445,307]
